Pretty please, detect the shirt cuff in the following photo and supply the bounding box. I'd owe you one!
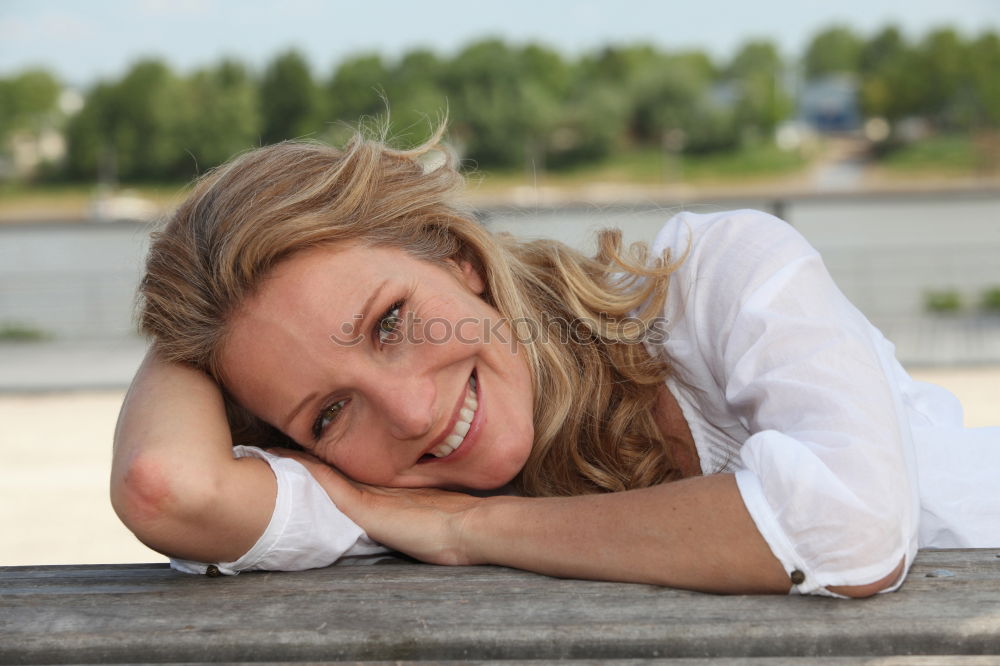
[734,468,837,597]
[170,445,389,576]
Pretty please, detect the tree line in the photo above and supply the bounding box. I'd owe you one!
[1,24,998,183]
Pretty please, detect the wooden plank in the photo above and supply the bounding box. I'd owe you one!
[35,655,997,666]
[1,550,999,663]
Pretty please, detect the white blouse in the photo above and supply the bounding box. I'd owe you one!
[172,209,1000,595]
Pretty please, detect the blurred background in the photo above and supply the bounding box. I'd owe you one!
[1,0,998,566]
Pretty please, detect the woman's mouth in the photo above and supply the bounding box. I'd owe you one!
[423,374,479,460]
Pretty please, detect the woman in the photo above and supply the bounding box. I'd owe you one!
[111,129,999,598]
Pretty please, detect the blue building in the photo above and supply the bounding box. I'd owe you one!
[798,74,861,133]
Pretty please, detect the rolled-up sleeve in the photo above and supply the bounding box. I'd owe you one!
[669,210,920,596]
[171,446,389,575]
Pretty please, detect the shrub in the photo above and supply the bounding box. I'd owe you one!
[981,287,1000,313]
[924,289,962,314]
[0,322,50,341]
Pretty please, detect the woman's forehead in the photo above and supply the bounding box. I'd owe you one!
[241,247,380,322]
[278,241,424,276]
[218,249,376,406]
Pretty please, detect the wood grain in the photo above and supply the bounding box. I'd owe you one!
[2,550,999,663]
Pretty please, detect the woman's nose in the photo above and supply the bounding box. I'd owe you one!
[371,374,437,441]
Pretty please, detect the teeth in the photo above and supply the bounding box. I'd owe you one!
[428,375,479,459]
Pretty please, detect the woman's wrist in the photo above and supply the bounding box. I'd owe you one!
[457,494,526,566]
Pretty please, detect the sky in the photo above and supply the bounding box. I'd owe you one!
[2,0,999,87]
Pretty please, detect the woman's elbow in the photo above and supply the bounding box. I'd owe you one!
[827,557,906,598]
[110,453,218,544]
[823,495,911,598]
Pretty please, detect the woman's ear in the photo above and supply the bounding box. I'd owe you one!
[451,259,485,295]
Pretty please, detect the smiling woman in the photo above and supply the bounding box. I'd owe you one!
[111,127,1000,598]
[219,242,534,491]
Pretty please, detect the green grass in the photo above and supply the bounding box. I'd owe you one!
[0,182,98,213]
[0,181,187,202]
[0,182,189,220]
[1,144,806,216]
[0,182,95,199]
[469,143,808,191]
[680,144,807,182]
[879,134,982,175]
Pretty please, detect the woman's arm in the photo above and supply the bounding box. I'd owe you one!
[467,477,902,596]
[466,475,788,594]
[470,475,904,596]
[276,455,899,596]
[110,350,276,562]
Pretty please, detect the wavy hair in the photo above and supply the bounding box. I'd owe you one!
[139,128,689,497]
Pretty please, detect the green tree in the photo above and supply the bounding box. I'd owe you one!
[546,83,629,165]
[260,50,319,144]
[726,40,792,139]
[63,81,116,180]
[183,59,261,170]
[325,53,390,123]
[0,68,61,143]
[385,49,447,142]
[443,39,563,167]
[650,73,737,154]
[519,43,573,99]
[576,44,736,154]
[514,43,571,168]
[579,43,669,144]
[804,26,863,77]
[112,59,196,179]
[626,49,736,154]
[967,31,1000,127]
[916,28,973,129]
[323,49,448,145]
[64,59,202,181]
[858,26,921,121]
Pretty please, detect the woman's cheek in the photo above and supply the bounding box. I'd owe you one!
[328,447,382,485]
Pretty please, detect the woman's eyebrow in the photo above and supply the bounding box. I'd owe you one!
[283,391,318,434]
[354,279,389,331]
[281,279,390,432]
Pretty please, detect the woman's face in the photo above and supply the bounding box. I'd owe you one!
[220,242,535,491]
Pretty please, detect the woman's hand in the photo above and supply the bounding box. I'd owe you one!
[268,448,484,566]
[271,448,797,593]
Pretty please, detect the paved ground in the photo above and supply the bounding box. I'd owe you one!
[0,338,148,393]
[1,389,162,566]
[875,315,1000,367]
[1,340,997,567]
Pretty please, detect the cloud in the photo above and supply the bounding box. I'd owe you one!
[0,17,27,42]
[0,10,95,42]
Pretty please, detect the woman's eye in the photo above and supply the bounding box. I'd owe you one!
[376,301,404,345]
[312,400,346,440]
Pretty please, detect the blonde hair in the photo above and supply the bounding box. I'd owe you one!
[139,129,688,497]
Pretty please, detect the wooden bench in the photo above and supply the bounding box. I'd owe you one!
[2,549,998,663]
